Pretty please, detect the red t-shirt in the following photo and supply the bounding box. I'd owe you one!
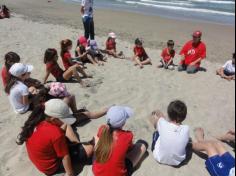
[106,40,116,51]
[1,66,8,88]
[26,121,69,175]
[161,48,175,63]
[62,52,73,70]
[134,46,148,58]
[46,62,64,79]
[180,40,206,67]
[93,126,134,176]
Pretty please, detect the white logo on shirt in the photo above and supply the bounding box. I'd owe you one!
[217,162,224,169]
[187,49,196,55]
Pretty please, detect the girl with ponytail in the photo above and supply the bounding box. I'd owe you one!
[93,106,148,176]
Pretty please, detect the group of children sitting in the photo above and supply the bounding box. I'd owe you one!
[1,30,235,176]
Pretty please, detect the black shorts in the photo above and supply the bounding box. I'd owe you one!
[49,143,89,176]
[125,158,134,176]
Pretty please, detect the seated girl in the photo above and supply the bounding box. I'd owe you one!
[216,53,235,81]
[5,63,35,114]
[93,106,148,176]
[17,99,95,176]
[43,48,90,87]
[87,40,106,66]
[1,52,21,89]
[75,36,99,65]
[102,32,125,59]
[133,38,152,69]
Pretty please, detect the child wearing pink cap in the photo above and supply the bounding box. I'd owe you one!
[75,36,99,65]
[102,32,125,59]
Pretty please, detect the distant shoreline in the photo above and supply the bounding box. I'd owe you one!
[65,0,235,25]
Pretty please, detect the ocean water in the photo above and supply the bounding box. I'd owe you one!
[67,0,235,25]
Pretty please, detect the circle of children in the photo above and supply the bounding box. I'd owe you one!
[1,7,236,176]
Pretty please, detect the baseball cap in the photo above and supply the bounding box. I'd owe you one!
[78,36,88,47]
[48,82,70,98]
[9,63,34,77]
[44,99,76,125]
[192,31,202,38]
[108,32,116,39]
[106,106,134,129]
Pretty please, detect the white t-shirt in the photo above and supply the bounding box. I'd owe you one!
[81,0,94,18]
[153,118,190,166]
[9,81,29,114]
[223,60,235,74]
[229,168,235,176]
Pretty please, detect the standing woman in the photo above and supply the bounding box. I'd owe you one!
[81,0,95,40]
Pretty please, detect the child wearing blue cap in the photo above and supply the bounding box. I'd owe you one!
[93,106,148,176]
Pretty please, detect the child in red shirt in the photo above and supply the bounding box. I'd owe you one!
[158,40,176,70]
[1,52,21,89]
[102,32,125,59]
[17,99,95,176]
[93,106,148,176]
[43,48,90,87]
[133,38,152,69]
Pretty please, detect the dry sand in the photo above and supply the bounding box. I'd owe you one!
[0,1,235,176]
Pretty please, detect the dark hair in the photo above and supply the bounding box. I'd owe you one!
[17,106,46,145]
[135,38,142,45]
[5,75,21,94]
[167,40,175,47]
[44,48,58,64]
[60,39,72,58]
[95,125,114,163]
[4,52,21,71]
[168,100,187,123]
[1,5,10,18]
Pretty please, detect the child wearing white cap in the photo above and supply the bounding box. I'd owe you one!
[102,32,125,59]
[5,63,34,114]
[93,106,148,176]
[17,99,95,176]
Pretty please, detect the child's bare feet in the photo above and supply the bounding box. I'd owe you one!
[194,128,205,142]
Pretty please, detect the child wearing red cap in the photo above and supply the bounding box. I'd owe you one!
[133,38,152,69]
[178,31,206,74]
[158,40,176,70]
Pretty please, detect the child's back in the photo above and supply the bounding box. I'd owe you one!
[153,117,189,166]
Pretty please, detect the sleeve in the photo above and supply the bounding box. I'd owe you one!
[157,117,165,134]
[199,44,206,59]
[53,134,69,158]
[81,0,86,6]
[21,84,29,96]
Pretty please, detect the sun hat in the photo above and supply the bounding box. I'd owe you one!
[192,31,202,38]
[48,82,70,98]
[108,32,117,39]
[44,99,76,125]
[9,63,34,77]
[78,36,88,47]
[106,106,134,129]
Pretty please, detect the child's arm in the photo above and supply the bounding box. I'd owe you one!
[43,69,51,84]
[22,95,29,106]
[166,57,174,67]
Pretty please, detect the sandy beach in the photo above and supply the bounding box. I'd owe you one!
[0,0,235,176]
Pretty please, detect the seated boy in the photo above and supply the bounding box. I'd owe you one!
[150,100,190,166]
[216,53,235,81]
[133,38,152,69]
[193,128,235,176]
[158,40,175,70]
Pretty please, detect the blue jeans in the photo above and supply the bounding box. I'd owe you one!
[82,16,95,40]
